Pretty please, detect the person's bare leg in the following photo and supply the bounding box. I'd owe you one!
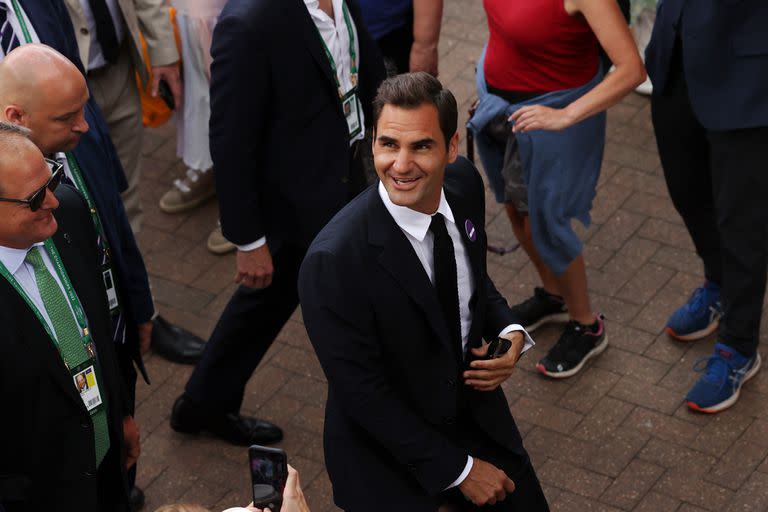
[555,254,594,325]
[504,203,561,296]
[505,204,594,325]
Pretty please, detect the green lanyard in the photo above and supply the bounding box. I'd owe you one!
[64,153,112,258]
[9,0,33,44]
[0,241,94,367]
[316,1,358,97]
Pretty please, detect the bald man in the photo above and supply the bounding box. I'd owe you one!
[0,122,131,511]
[0,44,150,505]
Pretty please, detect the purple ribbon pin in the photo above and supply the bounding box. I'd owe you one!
[464,219,477,242]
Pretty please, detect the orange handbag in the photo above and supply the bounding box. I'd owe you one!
[135,7,182,127]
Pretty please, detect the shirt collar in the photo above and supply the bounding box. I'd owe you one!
[0,242,44,275]
[378,181,455,242]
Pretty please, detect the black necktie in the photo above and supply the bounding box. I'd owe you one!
[430,214,462,355]
[87,0,119,63]
[0,4,20,55]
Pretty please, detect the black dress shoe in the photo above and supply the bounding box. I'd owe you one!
[171,395,283,446]
[128,486,145,511]
[151,315,206,364]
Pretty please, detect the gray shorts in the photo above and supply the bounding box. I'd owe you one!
[502,133,529,213]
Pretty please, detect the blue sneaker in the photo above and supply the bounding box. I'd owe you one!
[686,343,761,413]
[666,282,723,341]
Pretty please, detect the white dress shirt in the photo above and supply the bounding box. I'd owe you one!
[0,243,85,339]
[237,0,365,253]
[378,182,534,488]
[76,0,126,71]
[0,0,40,57]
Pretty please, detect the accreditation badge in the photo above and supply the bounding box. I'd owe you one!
[342,88,362,139]
[102,268,119,312]
[73,364,103,412]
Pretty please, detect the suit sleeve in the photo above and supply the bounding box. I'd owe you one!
[209,15,270,245]
[133,0,179,66]
[298,249,469,495]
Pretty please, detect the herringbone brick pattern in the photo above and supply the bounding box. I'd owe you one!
[133,2,768,510]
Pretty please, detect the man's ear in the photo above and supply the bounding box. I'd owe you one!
[446,131,460,164]
[4,105,26,126]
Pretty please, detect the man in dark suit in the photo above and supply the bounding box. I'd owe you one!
[4,0,206,368]
[0,123,132,511]
[0,43,155,507]
[646,0,767,413]
[299,73,548,511]
[171,0,386,445]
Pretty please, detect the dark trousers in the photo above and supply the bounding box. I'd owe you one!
[376,17,413,76]
[651,48,768,356]
[439,417,549,512]
[116,339,138,489]
[184,244,306,413]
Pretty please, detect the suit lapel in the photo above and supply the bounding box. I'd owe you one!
[291,0,343,109]
[0,246,86,411]
[367,190,454,352]
[444,179,486,349]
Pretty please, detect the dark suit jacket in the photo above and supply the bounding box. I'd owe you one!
[20,0,155,377]
[209,0,385,248]
[645,0,768,130]
[298,158,526,511]
[0,186,129,512]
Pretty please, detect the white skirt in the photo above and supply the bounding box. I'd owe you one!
[170,0,227,171]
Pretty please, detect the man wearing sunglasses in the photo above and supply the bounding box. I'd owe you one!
[0,43,153,508]
[0,123,132,510]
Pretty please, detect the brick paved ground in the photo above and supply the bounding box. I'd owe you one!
[132,2,768,510]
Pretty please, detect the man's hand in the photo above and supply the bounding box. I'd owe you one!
[409,40,438,76]
[122,415,141,469]
[458,458,515,506]
[235,245,274,289]
[138,321,153,355]
[151,63,182,110]
[463,331,525,391]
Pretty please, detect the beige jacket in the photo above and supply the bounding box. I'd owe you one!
[64,0,179,82]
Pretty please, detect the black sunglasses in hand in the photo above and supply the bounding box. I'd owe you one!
[0,159,64,212]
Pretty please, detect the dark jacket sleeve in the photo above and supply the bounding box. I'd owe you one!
[298,248,469,495]
[209,13,270,245]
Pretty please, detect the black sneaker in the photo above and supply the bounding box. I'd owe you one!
[511,287,569,331]
[536,316,608,379]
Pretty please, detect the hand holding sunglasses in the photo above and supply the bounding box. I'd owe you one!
[0,159,64,212]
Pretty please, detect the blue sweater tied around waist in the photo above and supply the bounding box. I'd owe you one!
[468,47,606,275]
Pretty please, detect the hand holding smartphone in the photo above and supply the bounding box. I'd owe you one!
[249,445,288,510]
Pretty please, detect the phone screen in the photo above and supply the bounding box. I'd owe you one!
[249,446,287,509]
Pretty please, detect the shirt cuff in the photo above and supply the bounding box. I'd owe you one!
[445,456,473,489]
[236,237,267,252]
[499,324,535,356]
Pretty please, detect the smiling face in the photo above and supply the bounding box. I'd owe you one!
[0,140,60,249]
[373,103,459,214]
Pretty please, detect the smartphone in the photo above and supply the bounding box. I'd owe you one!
[249,445,288,510]
[483,337,512,360]
[158,79,175,110]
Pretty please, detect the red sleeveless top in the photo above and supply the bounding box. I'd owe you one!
[483,0,600,93]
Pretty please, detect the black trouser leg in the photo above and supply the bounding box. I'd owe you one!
[116,340,138,490]
[375,15,413,76]
[650,56,722,284]
[184,244,305,414]
[708,127,768,356]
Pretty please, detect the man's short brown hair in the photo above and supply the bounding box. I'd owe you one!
[372,72,458,147]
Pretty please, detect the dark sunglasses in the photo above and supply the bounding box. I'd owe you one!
[0,159,64,212]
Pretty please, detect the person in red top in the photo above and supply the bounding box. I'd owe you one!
[477,0,645,379]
